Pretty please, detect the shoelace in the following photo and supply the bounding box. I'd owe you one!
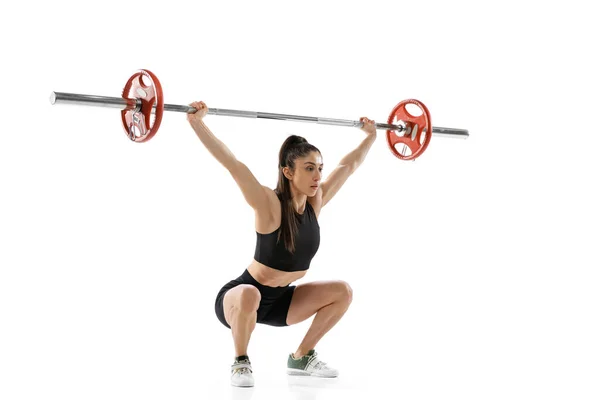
[232,361,252,375]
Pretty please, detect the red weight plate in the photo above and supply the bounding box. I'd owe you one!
[386,99,432,160]
[121,70,164,143]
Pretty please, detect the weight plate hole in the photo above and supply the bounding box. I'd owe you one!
[141,75,152,88]
[136,88,148,98]
[404,103,423,118]
[394,143,412,157]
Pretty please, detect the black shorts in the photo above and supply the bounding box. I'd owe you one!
[214,269,297,329]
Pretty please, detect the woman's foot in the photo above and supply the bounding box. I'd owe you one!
[231,356,254,387]
[287,350,338,377]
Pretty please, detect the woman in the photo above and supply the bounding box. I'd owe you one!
[187,101,377,387]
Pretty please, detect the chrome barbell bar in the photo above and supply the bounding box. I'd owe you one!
[49,92,469,139]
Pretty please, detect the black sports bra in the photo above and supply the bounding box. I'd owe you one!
[253,200,320,272]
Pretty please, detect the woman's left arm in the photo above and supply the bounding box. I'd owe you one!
[319,117,377,207]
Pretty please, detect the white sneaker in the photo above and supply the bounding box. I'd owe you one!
[231,359,254,387]
[287,349,339,378]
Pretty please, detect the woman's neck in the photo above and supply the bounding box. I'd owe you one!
[289,187,307,213]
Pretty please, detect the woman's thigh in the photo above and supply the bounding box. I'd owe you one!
[285,280,353,325]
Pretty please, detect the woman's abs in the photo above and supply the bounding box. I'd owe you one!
[247,260,307,287]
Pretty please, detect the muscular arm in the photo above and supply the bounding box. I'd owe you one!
[321,134,376,207]
[190,120,274,214]
[338,134,377,172]
[190,120,238,170]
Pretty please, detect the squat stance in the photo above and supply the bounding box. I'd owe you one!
[188,100,376,387]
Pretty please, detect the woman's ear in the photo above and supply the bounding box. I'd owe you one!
[283,166,293,180]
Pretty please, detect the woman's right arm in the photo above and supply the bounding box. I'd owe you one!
[189,118,237,170]
[188,101,274,213]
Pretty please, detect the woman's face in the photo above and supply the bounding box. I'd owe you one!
[285,151,323,197]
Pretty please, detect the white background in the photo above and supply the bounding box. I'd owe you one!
[1,1,598,399]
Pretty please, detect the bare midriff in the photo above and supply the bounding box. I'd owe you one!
[247,259,307,287]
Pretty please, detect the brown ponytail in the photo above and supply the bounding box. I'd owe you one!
[274,135,320,253]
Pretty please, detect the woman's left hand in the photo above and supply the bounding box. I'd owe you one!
[359,117,377,137]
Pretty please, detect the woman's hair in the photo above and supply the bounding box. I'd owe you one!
[275,135,321,253]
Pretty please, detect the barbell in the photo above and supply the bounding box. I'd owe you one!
[50,69,469,160]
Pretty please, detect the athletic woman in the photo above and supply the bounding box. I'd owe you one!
[187,101,377,387]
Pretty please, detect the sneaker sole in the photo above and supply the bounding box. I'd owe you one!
[286,368,338,378]
[231,381,254,387]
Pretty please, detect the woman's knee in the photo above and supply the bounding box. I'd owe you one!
[335,280,353,305]
[227,284,261,313]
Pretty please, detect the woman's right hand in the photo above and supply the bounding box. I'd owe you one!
[187,101,209,125]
